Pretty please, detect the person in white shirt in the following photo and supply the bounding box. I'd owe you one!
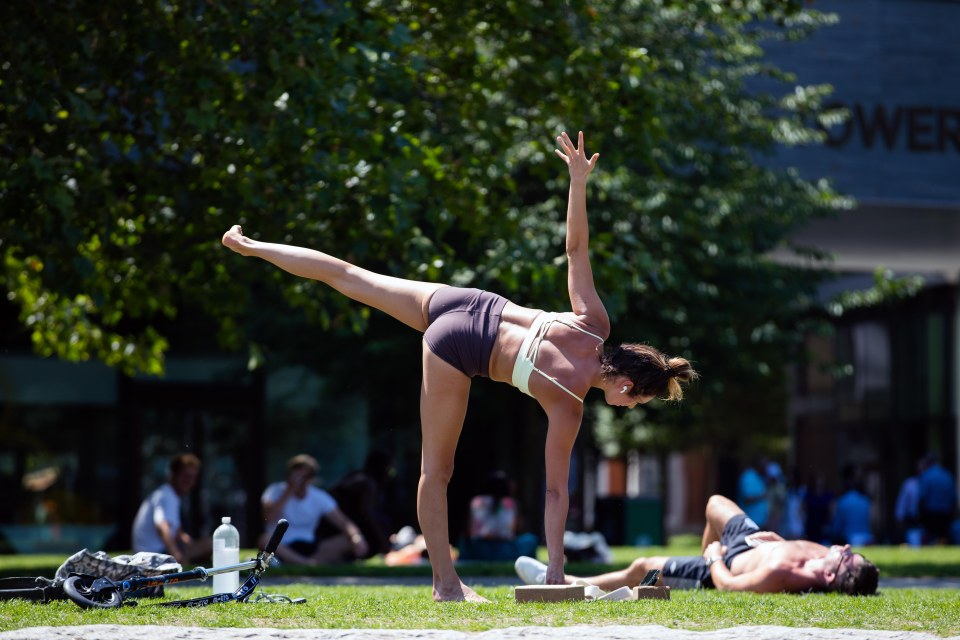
[131,453,212,564]
[261,454,368,565]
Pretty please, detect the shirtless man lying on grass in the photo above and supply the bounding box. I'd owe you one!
[515,494,879,595]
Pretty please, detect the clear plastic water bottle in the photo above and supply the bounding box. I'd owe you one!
[212,516,240,594]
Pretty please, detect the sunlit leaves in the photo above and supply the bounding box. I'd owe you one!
[0,0,872,450]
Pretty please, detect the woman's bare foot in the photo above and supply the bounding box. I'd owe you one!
[432,582,490,603]
[461,584,490,603]
[221,224,253,255]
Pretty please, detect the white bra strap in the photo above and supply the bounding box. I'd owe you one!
[525,315,598,403]
[553,317,605,343]
[530,365,585,403]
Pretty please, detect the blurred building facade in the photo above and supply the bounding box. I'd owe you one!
[0,332,381,552]
[589,0,959,543]
[764,0,959,540]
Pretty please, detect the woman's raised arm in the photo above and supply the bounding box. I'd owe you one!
[554,131,609,335]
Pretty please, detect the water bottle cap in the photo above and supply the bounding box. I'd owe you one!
[222,516,231,524]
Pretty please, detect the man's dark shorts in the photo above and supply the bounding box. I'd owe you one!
[662,514,760,589]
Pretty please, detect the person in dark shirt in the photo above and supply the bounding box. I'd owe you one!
[327,448,395,558]
[918,453,958,543]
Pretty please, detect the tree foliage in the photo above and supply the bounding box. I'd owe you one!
[1,0,847,450]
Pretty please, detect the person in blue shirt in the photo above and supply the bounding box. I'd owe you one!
[737,459,768,528]
[831,469,873,546]
[803,473,834,545]
[894,458,924,545]
[918,453,958,544]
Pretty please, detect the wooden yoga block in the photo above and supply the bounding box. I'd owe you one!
[515,584,601,602]
[633,585,670,600]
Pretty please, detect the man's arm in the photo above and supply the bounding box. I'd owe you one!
[542,403,582,584]
[703,541,799,593]
[156,520,183,564]
[555,131,609,334]
[262,487,293,524]
[153,488,185,562]
[324,508,369,559]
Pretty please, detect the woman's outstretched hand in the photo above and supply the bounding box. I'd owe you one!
[222,224,253,256]
[555,131,599,182]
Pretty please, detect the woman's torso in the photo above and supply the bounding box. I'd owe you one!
[487,301,605,402]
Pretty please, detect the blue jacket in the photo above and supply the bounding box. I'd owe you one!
[831,489,873,544]
[919,464,957,514]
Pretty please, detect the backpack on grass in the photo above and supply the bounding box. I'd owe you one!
[0,549,181,603]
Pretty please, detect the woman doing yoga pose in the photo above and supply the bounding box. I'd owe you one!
[222,131,697,601]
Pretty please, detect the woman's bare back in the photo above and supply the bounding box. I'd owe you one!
[487,303,604,398]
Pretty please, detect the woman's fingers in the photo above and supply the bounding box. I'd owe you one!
[556,131,598,171]
[558,131,590,159]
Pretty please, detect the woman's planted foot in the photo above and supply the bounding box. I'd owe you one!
[432,582,490,603]
[461,584,490,603]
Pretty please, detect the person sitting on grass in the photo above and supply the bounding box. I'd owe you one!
[260,454,369,566]
[515,494,879,595]
[459,469,538,561]
[131,452,212,565]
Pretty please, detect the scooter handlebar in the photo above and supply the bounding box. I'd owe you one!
[265,519,289,554]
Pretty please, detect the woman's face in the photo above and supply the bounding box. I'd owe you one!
[604,381,654,409]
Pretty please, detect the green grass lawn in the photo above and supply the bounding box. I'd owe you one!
[5,539,959,579]
[2,542,960,635]
[1,585,959,636]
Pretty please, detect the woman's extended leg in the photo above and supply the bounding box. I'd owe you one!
[418,346,487,603]
[222,225,443,331]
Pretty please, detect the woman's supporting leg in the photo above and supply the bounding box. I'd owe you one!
[222,225,443,331]
[418,346,487,602]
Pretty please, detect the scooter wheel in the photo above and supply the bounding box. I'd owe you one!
[63,575,123,609]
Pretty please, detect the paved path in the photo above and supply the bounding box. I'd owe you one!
[1,624,956,640]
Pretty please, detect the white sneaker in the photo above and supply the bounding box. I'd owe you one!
[514,556,547,585]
